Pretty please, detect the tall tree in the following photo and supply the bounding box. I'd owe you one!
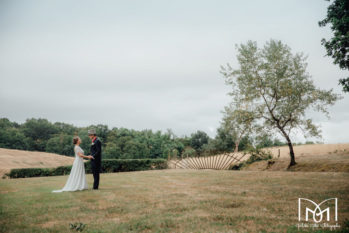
[0,118,28,150]
[21,118,58,151]
[221,39,341,167]
[190,130,210,155]
[46,133,74,156]
[213,126,235,152]
[319,0,349,92]
[221,101,256,152]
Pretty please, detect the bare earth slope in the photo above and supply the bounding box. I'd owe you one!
[0,148,74,177]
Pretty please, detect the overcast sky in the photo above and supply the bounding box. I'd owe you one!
[0,0,348,143]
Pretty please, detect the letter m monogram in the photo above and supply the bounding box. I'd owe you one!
[298,198,338,223]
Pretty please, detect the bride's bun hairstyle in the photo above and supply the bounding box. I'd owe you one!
[73,136,80,145]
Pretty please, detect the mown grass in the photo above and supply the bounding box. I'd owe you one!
[0,169,348,233]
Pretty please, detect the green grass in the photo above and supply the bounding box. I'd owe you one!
[1,169,348,233]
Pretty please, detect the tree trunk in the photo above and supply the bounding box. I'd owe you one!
[282,132,296,167]
[234,144,239,152]
[234,140,240,153]
[286,138,296,167]
[278,127,296,167]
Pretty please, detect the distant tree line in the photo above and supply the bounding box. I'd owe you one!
[0,118,288,159]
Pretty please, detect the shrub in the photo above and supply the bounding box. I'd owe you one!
[84,159,167,173]
[230,147,272,170]
[7,168,52,178]
[6,159,167,178]
[182,147,197,158]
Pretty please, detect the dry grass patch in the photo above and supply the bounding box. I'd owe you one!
[0,148,75,177]
[243,145,349,172]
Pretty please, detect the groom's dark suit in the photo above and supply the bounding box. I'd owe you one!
[90,137,102,189]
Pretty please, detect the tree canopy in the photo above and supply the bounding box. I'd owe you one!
[221,102,256,152]
[319,0,349,92]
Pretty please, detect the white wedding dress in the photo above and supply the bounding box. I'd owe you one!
[52,145,88,193]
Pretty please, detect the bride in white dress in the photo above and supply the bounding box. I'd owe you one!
[52,136,93,193]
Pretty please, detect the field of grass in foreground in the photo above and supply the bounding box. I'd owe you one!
[1,169,348,233]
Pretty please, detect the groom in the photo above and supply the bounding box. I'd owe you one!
[88,129,102,190]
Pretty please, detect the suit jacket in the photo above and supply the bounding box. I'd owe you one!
[90,137,102,163]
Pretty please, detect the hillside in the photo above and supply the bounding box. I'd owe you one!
[265,143,349,158]
[245,143,349,172]
[0,148,75,177]
[169,143,349,172]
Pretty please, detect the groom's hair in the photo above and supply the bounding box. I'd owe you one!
[73,136,80,145]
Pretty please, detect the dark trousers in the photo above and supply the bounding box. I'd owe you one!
[91,161,101,189]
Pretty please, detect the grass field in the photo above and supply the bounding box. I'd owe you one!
[1,169,348,233]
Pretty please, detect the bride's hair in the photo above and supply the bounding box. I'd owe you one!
[73,136,80,145]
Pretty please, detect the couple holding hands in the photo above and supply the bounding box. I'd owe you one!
[52,129,102,193]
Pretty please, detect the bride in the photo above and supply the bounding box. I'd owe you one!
[52,136,93,193]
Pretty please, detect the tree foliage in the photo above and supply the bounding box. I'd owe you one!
[190,130,209,155]
[221,101,256,152]
[22,118,59,151]
[46,134,74,156]
[0,115,298,160]
[319,0,349,92]
[0,118,195,159]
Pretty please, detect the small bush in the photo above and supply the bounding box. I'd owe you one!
[70,222,86,232]
[6,159,167,178]
[230,147,272,170]
[244,147,273,164]
[7,167,52,178]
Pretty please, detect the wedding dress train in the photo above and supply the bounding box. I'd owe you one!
[52,145,88,193]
